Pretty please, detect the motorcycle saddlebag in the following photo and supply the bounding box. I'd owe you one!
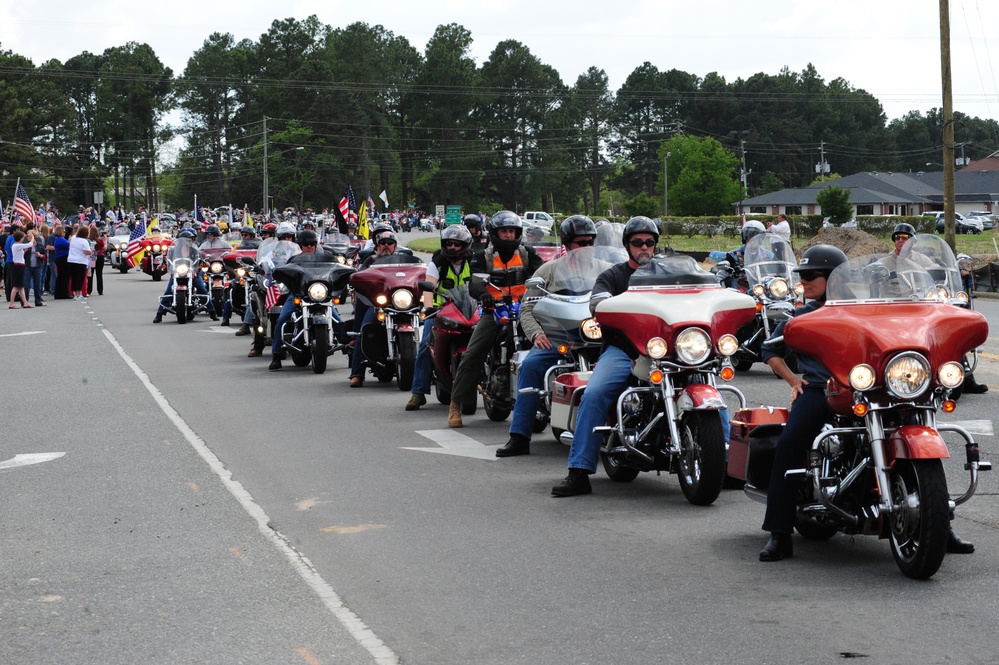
[551,371,590,433]
[727,407,788,485]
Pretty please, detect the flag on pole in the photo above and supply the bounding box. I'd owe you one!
[243,207,253,228]
[264,279,282,310]
[125,219,148,267]
[14,180,34,221]
[379,190,389,209]
[195,194,207,231]
[367,193,377,214]
[358,201,368,240]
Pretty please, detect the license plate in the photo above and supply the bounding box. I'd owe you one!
[177,285,188,291]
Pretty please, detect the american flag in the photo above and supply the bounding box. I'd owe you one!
[125,221,148,266]
[339,186,357,225]
[264,279,282,310]
[14,181,34,221]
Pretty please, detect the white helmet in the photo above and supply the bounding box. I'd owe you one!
[741,220,766,244]
[276,221,297,239]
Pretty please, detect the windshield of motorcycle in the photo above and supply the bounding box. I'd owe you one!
[544,234,627,296]
[628,254,720,287]
[826,248,947,303]
[170,237,198,263]
[255,237,279,264]
[437,283,480,324]
[742,234,799,289]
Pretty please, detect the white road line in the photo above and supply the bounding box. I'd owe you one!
[0,452,66,470]
[100,328,398,665]
[0,330,46,338]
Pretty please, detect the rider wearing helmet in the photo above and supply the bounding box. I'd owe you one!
[236,226,259,249]
[348,227,401,386]
[199,224,230,251]
[152,228,216,323]
[261,223,278,240]
[463,214,489,253]
[496,215,608,457]
[446,210,544,427]
[404,224,476,410]
[742,220,766,245]
[551,215,661,496]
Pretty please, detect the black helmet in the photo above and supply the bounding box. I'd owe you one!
[891,222,917,241]
[240,226,256,237]
[741,220,766,244]
[489,210,523,253]
[560,215,597,245]
[463,214,483,232]
[440,224,472,260]
[206,224,221,237]
[794,244,847,274]
[177,228,197,240]
[622,216,660,247]
[297,229,319,245]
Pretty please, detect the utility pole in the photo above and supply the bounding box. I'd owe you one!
[940,0,956,250]
[262,116,269,218]
[663,152,671,218]
[729,130,750,215]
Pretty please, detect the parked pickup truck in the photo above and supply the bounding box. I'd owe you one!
[520,211,556,232]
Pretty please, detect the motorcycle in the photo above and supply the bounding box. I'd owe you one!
[140,234,172,281]
[349,253,426,390]
[242,237,282,353]
[524,224,562,263]
[222,244,260,321]
[200,247,231,318]
[272,254,355,374]
[736,249,990,578]
[321,230,360,267]
[417,283,482,414]
[107,223,133,272]
[551,255,757,505]
[731,234,804,371]
[157,237,210,324]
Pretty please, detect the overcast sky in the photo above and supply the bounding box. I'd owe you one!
[3,0,998,124]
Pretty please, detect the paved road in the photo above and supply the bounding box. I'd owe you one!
[3,238,998,664]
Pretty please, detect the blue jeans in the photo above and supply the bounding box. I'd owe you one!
[24,264,45,304]
[567,346,731,473]
[350,303,378,379]
[46,259,57,293]
[510,346,564,439]
[156,274,208,314]
[411,320,435,395]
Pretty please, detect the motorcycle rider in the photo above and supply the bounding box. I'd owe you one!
[549,216,661,495]
[496,215,607,456]
[447,210,544,428]
[348,227,400,386]
[405,224,475,409]
[758,244,975,561]
[236,226,260,249]
[198,224,230,251]
[152,228,217,323]
[463,214,490,254]
[242,223,301,352]
[721,220,767,288]
[260,223,278,241]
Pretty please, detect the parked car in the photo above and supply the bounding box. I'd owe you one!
[821,217,858,228]
[520,211,555,233]
[965,211,994,230]
[924,211,982,234]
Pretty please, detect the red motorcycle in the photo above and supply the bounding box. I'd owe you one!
[420,282,481,412]
[735,249,991,578]
[200,247,231,318]
[140,235,173,281]
[349,254,426,390]
[551,255,757,505]
[222,245,260,321]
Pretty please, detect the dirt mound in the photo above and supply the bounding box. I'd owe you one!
[797,228,891,258]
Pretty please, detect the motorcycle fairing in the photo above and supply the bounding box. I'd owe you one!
[350,264,427,306]
[596,287,757,355]
[887,425,950,462]
[784,302,988,387]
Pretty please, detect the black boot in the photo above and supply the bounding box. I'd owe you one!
[964,374,989,394]
[208,308,218,321]
[221,317,230,327]
[947,528,975,554]
[153,312,163,323]
[551,468,592,497]
[759,533,794,561]
[496,433,530,457]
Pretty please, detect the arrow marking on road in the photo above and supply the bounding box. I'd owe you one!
[404,430,500,460]
[0,452,66,470]
[0,330,46,338]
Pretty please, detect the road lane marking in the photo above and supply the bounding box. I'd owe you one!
[0,330,46,338]
[0,452,65,470]
[100,327,398,665]
[404,429,500,460]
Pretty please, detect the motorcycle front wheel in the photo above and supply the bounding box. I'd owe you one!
[152,272,162,282]
[888,459,949,579]
[312,324,329,374]
[176,303,187,324]
[675,410,727,506]
[397,330,416,391]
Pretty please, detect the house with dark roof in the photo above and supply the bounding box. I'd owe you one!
[739,170,999,217]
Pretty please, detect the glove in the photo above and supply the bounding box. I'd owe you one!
[422,306,439,317]
[480,293,495,309]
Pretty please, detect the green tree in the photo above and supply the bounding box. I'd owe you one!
[564,67,614,215]
[624,191,659,218]
[815,184,853,224]
[658,135,740,216]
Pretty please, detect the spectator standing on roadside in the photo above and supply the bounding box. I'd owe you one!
[67,226,92,301]
[24,224,47,306]
[767,214,791,242]
[7,229,35,308]
[91,225,106,296]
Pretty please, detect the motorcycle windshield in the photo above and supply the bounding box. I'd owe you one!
[826,244,955,303]
[437,283,481,325]
[742,234,799,289]
[255,238,279,265]
[171,237,199,263]
[628,255,720,287]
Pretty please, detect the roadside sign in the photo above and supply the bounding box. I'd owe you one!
[435,205,445,219]
[445,205,461,226]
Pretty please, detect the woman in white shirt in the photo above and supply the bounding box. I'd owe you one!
[7,229,35,308]
[67,225,93,301]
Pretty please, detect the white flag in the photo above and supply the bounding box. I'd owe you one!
[379,190,389,209]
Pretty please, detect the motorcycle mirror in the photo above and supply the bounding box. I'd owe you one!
[239,256,255,266]
[471,272,490,284]
[417,280,435,292]
[525,277,544,289]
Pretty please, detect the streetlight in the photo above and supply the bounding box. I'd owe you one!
[663,151,671,219]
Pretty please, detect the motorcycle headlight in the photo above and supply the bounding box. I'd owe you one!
[955,291,969,305]
[717,334,739,357]
[646,337,668,359]
[938,361,964,389]
[236,267,246,278]
[175,263,190,277]
[849,364,876,391]
[581,317,602,340]
[375,294,389,306]
[336,255,345,264]
[210,261,224,274]
[152,244,161,252]
[884,352,930,399]
[308,282,329,301]
[924,285,949,301]
[751,284,765,298]
[767,278,789,299]
[675,328,711,365]
[794,282,805,297]
[392,289,414,309]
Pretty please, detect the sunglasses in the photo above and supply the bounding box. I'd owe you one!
[798,271,826,282]
[377,239,397,246]
[573,239,595,247]
[301,242,317,247]
[443,241,465,249]
[894,234,911,241]
[628,238,657,248]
